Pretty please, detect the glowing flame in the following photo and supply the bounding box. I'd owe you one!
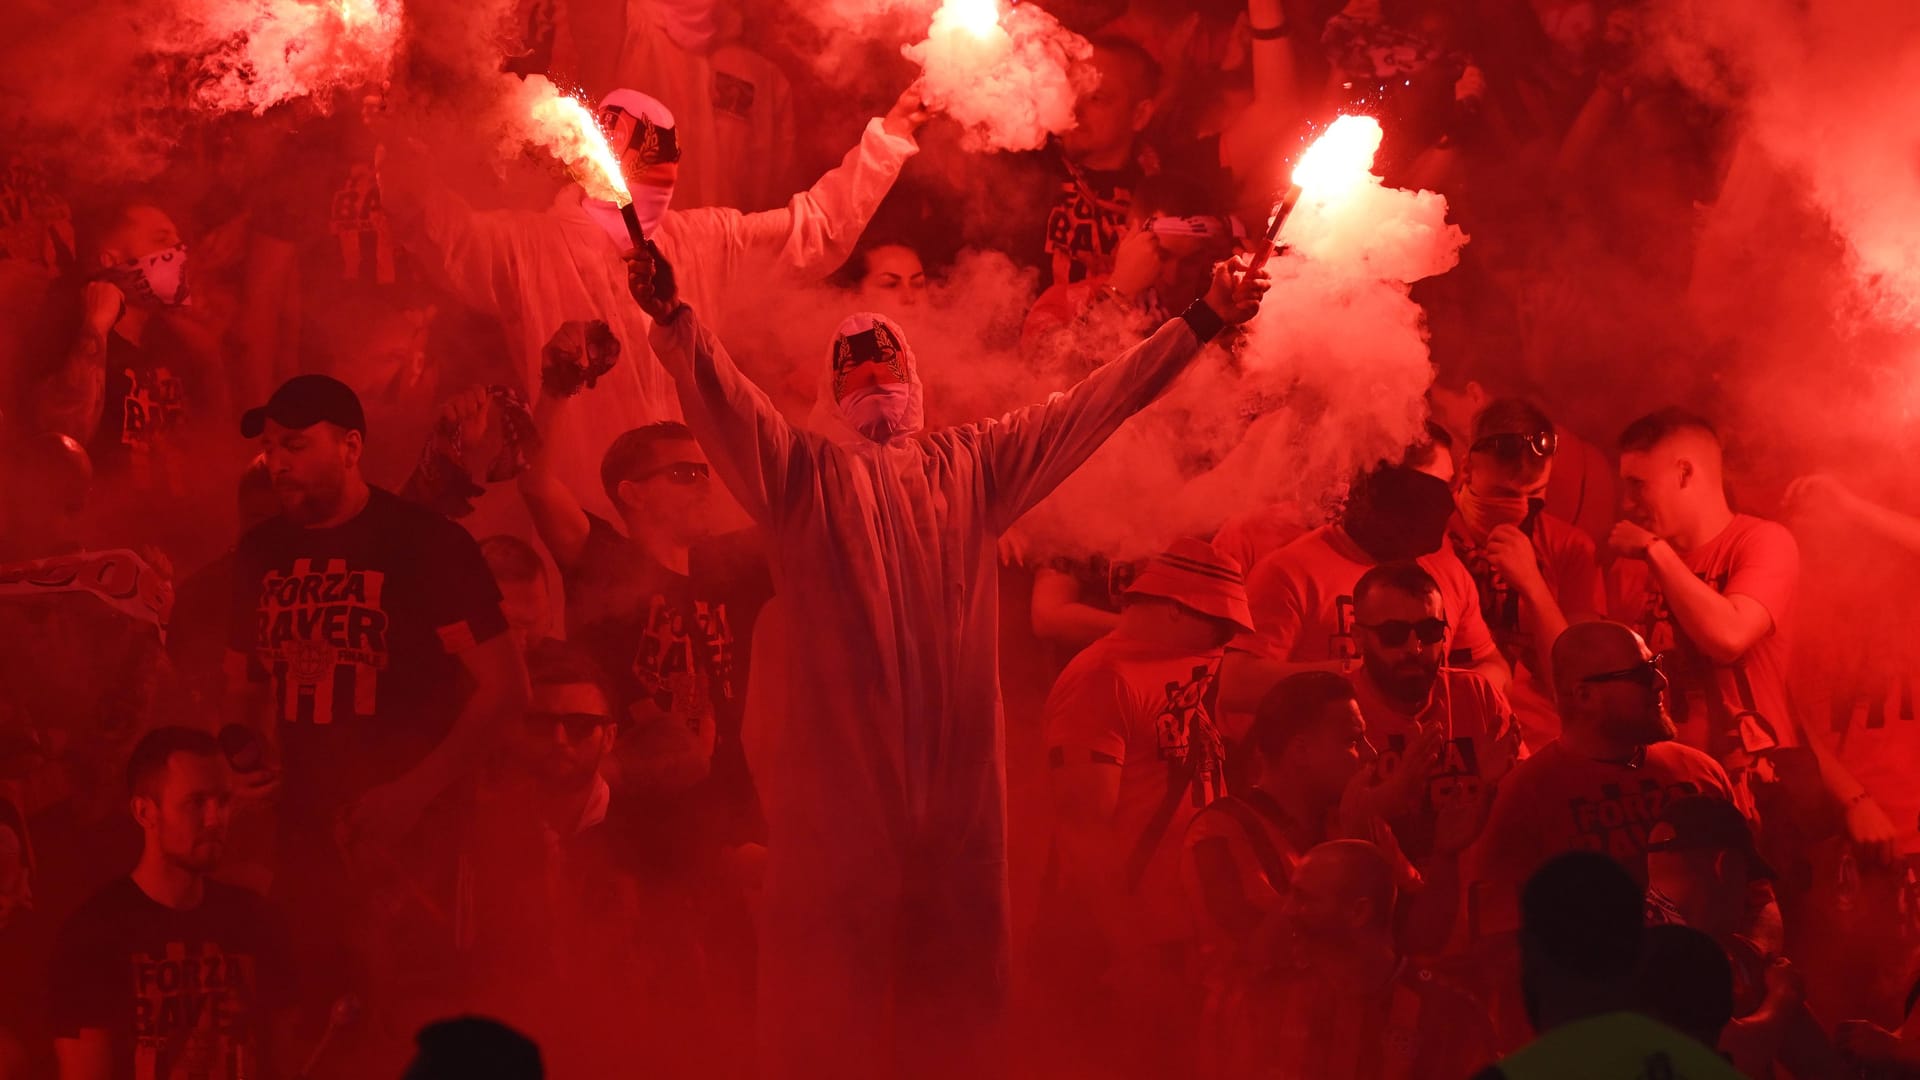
[185,0,404,115]
[942,0,1004,38]
[527,88,631,204]
[1291,114,1383,202]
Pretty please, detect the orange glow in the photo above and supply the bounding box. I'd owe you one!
[529,90,631,204]
[1290,114,1383,202]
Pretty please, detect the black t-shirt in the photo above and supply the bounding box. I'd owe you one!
[95,331,191,491]
[48,877,295,1080]
[228,487,508,831]
[563,516,770,850]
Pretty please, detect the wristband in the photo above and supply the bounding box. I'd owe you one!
[1180,299,1226,344]
[1250,22,1290,39]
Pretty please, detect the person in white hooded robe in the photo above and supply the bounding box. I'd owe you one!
[625,243,1270,1078]
[380,84,928,517]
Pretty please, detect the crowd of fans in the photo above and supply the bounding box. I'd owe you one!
[1,0,1918,1077]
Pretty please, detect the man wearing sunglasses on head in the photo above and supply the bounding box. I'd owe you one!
[1447,399,1606,752]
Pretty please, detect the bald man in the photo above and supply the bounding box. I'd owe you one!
[1222,840,1496,1079]
[1607,409,1895,859]
[1467,621,1741,934]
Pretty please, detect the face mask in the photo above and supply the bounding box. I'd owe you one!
[1455,490,1538,542]
[838,383,914,443]
[1342,466,1456,562]
[647,0,719,51]
[583,183,673,251]
[105,243,189,307]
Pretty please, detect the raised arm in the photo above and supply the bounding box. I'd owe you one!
[672,88,925,290]
[33,282,123,443]
[978,259,1269,531]
[377,136,523,316]
[630,249,802,525]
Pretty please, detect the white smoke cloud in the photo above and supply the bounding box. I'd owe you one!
[1018,115,1468,560]
[902,0,1094,153]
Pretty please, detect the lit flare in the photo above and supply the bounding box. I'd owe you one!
[527,89,632,205]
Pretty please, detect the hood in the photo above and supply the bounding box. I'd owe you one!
[806,311,926,446]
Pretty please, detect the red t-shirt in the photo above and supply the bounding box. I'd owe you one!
[1211,503,1312,583]
[1448,509,1605,749]
[1226,960,1498,1080]
[1466,739,1739,937]
[1607,514,1799,763]
[1353,668,1524,859]
[1236,526,1498,671]
[1044,633,1228,945]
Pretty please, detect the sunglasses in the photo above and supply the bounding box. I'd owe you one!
[1471,431,1558,461]
[525,711,613,741]
[637,461,710,486]
[1358,617,1449,647]
[1581,657,1667,690]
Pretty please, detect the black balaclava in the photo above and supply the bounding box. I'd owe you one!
[1341,463,1456,562]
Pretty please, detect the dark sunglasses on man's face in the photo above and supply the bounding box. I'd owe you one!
[1581,657,1667,690]
[525,711,612,741]
[1358,617,1449,647]
[1471,431,1558,462]
[639,461,710,486]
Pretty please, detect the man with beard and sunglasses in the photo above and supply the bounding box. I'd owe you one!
[226,374,530,1016]
[1447,399,1605,751]
[1348,563,1521,883]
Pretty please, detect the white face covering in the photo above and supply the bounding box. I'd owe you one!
[584,88,679,248]
[582,183,673,250]
[837,383,915,443]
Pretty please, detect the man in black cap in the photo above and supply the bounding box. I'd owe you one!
[225,374,529,1011]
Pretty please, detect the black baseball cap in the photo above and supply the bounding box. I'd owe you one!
[240,375,367,439]
[1646,795,1775,879]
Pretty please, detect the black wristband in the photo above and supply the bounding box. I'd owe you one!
[1180,300,1226,344]
[1249,21,1289,39]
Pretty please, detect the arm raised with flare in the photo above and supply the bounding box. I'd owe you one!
[975,257,1271,532]
[376,137,525,318]
[627,247,802,525]
[661,86,927,289]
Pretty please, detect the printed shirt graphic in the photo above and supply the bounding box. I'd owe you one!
[1042,160,1141,289]
[228,488,507,820]
[565,515,757,735]
[1235,525,1498,672]
[49,878,294,1080]
[1353,668,1523,859]
[1607,514,1799,765]
[1466,739,1740,937]
[97,334,191,494]
[1044,633,1228,944]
